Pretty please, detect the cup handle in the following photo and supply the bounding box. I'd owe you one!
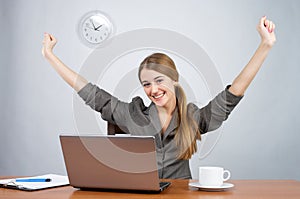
[223,170,231,181]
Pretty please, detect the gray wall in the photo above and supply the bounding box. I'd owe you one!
[1,0,299,180]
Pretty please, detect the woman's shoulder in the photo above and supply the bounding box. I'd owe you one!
[187,102,199,109]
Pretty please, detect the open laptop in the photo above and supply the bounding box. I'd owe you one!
[59,135,171,192]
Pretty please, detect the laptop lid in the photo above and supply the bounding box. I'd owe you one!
[59,135,170,192]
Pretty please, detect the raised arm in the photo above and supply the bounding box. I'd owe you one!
[42,33,88,92]
[229,16,276,96]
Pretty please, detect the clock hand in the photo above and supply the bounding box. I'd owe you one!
[95,24,103,30]
[91,20,97,30]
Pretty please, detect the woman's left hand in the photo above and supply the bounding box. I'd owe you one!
[257,16,276,47]
[229,16,277,96]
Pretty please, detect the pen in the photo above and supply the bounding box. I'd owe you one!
[15,178,52,182]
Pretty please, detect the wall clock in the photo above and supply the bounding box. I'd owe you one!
[77,10,114,48]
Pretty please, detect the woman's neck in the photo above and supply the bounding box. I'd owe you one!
[156,96,176,116]
[156,102,176,134]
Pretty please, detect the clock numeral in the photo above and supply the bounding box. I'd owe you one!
[85,33,88,37]
[95,38,98,42]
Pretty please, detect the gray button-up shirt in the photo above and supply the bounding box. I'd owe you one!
[78,83,243,179]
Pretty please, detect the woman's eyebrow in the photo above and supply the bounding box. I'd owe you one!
[141,76,164,83]
[154,76,164,80]
[141,80,149,84]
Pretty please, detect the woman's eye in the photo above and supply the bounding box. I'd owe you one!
[143,83,151,87]
[156,79,163,84]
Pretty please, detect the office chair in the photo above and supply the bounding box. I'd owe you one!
[107,122,127,135]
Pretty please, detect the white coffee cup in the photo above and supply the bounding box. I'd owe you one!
[199,166,231,187]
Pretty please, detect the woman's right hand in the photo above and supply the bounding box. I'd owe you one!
[256,16,276,48]
[42,33,57,59]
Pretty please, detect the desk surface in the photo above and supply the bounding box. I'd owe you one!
[1,178,300,199]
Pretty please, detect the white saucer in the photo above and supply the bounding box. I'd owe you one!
[189,182,234,191]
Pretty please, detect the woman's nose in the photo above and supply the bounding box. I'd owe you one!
[150,84,159,93]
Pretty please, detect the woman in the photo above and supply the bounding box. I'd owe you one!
[42,16,276,179]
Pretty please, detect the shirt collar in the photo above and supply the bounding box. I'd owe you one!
[148,103,179,140]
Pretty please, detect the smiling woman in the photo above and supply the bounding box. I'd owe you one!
[42,16,276,179]
[138,53,201,160]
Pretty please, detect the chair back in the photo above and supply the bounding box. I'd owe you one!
[107,122,127,135]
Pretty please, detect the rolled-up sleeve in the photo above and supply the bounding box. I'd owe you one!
[190,85,243,134]
[77,83,129,126]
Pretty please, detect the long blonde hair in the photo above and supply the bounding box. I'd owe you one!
[138,53,201,159]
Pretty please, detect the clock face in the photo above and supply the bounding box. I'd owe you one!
[78,11,114,47]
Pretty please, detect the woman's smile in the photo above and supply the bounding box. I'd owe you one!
[152,92,165,99]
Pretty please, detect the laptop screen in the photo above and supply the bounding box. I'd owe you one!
[60,135,168,191]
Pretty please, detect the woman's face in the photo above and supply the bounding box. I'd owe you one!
[140,68,176,108]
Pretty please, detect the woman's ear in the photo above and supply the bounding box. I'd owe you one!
[173,81,179,86]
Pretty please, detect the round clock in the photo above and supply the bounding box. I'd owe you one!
[77,10,114,48]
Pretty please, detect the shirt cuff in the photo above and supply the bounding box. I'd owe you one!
[225,85,244,102]
[77,82,94,101]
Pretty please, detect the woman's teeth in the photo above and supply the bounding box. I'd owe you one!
[153,93,164,99]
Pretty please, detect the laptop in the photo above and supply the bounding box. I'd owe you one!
[59,135,171,192]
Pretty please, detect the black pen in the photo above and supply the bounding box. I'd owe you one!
[15,178,52,182]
